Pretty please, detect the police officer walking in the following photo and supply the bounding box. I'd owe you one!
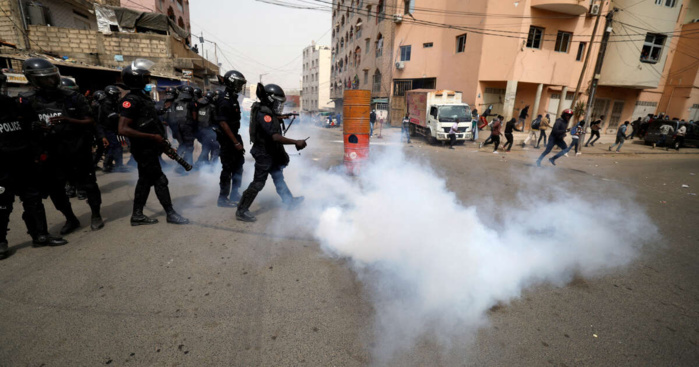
[100,85,128,173]
[215,70,246,207]
[0,70,68,258]
[21,58,104,233]
[236,83,307,222]
[195,90,220,168]
[117,59,189,226]
[172,85,198,174]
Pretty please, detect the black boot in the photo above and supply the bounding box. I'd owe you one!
[217,197,238,208]
[32,235,68,247]
[91,215,105,230]
[60,217,80,235]
[65,185,76,198]
[130,210,159,226]
[166,210,189,224]
[0,241,11,260]
[236,190,258,222]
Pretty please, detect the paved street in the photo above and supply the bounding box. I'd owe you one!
[1,126,698,366]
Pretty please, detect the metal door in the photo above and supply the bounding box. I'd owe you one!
[607,100,625,132]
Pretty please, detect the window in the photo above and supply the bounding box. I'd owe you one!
[641,33,666,63]
[423,42,433,48]
[576,42,586,61]
[365,38,370,53]
[554,31,572,53]
[176,0,183,11]
[400,45,411,61]
[404,0,415,14]
[456,34,467,53]
[363,70,368,84]
[372,70,382,93]
[526,26,544,49]
[376,34,383,57]
[366,5,372,20]
[158,0,164,10]
[655,0,676,7]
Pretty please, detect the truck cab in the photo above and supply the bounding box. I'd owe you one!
[406,89,472,144]
[428,104,472,142]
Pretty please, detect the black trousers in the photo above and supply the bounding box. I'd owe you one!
[586,130,600,146]
[218,135,244,201]
[45,145,101,218]
[196,128,220,165]
[537,130,547,147]
[483,135,500,151]
[131,147,174,214]
[238,150,293,211]
[176,123,196,168]
[449,133,456,147]
[1,159,50,243]
[504,133,514,151]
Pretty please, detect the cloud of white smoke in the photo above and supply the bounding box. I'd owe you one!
[266,125,659,364]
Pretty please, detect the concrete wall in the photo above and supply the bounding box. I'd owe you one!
[657,21,699,120]
[599,0,682,89]
[122,0,191,32]
[0,0,26,48]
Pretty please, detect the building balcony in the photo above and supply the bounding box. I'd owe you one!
[531,0,588,15]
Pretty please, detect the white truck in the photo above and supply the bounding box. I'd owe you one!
[406,89,473,144]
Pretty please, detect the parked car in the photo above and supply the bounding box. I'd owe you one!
[644,120,699,148]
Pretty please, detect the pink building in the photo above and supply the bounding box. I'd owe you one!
[120,0,191,33]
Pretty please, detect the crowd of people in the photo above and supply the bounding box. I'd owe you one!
[468,108,694,164]
[0,58,308,260]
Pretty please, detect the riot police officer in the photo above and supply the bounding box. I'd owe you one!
[160,86,179,142]
[117,59,189,226]
[214,71,246,207]
[172,85,198,174]
[0,70,67,258]
[236,83,307,222]
[100,85,128,173]
[193,87,203,101]
[195,90,220,168]
[21,58,104,233]
[89,89,109,172]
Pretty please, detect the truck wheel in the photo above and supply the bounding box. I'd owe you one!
[426,132,436,145]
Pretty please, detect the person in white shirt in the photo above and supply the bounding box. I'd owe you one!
[654,124,675,149]
[448,121,458,149]
[670,124,687,151]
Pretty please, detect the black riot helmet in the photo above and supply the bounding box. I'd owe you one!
[23,58,61,90]
[93,90,107,102]
[104,85,120,101]
[193,87,203,100]
[213,89,224,102]
[220,70,246,94]
[180,85,194,100]
[257,83,286,115]
[205,90,215,100]
[121,58,154,90]
[164,86,178,101]
[60,77,79,91]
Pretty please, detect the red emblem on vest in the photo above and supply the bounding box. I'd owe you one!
[122,101,132,108]
[264,115,272,123]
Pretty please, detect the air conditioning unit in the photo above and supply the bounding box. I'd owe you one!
[590,3,600,15]
[395,61,405,70]
[393,14,403,24]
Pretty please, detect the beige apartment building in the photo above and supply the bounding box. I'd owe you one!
[332,0,699,128]
[302,42,334,112]
[330,0,400,116]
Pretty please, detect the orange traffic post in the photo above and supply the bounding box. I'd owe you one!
[342,89,371,175]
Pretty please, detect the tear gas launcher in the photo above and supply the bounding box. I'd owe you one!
[162,140,193,171]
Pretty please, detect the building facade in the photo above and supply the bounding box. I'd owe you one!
[333,0,699,128]
[330,0,399,117]
[302,42,333,112]
[120,0,191,33]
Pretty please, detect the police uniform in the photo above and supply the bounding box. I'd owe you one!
[171,97,197,170]
[240,104,293,204]
[214,91,244,202]
[120,90,178,216]
[91,99,107,169]
[98,98,124,170]
[195,97,220,166]
[20,88,101,225]
[0,94,64,252]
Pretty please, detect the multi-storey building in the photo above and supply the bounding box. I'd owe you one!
[330,0,399,116]
[0,0,216,93]
[121,0,191,33]
[334,0,699,128]
[302,42,333,112]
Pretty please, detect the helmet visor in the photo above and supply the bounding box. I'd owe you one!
[131,59,155,72]
[271,96,286,115]
[28,73,61,89]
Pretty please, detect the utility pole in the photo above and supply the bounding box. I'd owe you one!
[579,8,617,153]
[570,1,603,109]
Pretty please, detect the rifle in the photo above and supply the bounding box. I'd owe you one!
[279,113,299,135]
[162,140,193,171]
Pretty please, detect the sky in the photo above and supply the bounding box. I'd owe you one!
[189,0,332,91]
